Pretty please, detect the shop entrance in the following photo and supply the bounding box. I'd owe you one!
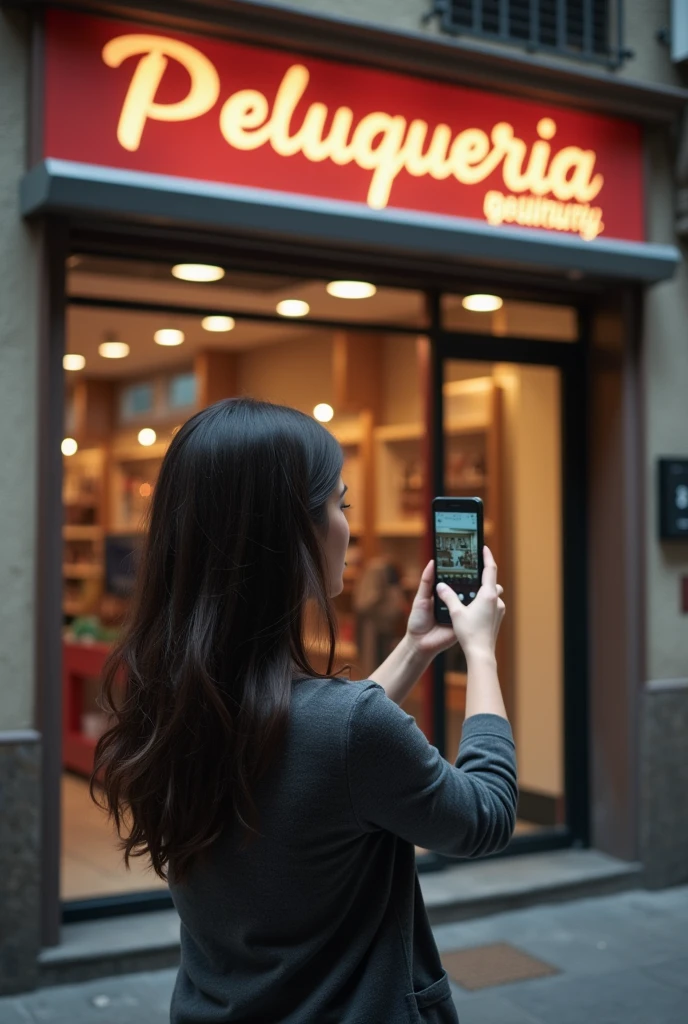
[430,301,588,852]
[56,250,588,920]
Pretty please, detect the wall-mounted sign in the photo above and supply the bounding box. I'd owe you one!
[659,459,688,540]
[43,9,645,243]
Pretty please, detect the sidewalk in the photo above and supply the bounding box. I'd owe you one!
[1,886,686,1023]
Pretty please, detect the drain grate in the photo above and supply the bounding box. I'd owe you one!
[441,942,559,991]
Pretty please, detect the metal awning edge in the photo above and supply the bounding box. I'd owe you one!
[21,159,680,283]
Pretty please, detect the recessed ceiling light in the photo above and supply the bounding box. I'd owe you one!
[326,281,377,300]
[172,264,225,283]
[313,403,334,422]
[61,438,78,456]
[138,428,157,447]
[63,354,86,371]
[202,315,235,332]
[276,299,310,318]
[462,294,503,313]
[154,328,185,346]
[98,340,130,359]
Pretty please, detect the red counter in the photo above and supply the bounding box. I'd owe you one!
[62,640,112,776]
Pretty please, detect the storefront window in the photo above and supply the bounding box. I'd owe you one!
[67,255,430,329]
[442,294,578,342]
[61,257,428,902]
[60,254,574,904]
[441,358,566,836]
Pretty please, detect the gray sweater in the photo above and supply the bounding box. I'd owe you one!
[169,678,518,1024]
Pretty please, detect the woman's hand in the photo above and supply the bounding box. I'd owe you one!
[405,560,457,661]
[436,546,505,661]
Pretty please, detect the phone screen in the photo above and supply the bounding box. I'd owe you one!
[434,509,481,604]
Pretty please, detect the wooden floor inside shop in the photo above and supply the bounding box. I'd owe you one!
[61,772,168,901]
[62,772,544,903]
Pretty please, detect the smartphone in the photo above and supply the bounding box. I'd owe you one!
[432,496,484,625]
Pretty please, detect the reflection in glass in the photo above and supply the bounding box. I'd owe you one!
[442,360,565,839]
[442,295,577,341]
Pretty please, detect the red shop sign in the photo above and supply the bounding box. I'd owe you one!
[43,9,645,243]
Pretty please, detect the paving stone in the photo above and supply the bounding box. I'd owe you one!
[641,956,688,993]
[0,1000,35,1023]
[10,974,173,1024]
[1,887,687,1023]
[503,967,688,1024]
[451,991,547,1024]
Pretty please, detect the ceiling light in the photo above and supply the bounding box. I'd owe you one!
[171,264,225,283]
[154,328,185,346]
[276,299,310,318]
[326,281,377,300]
[202,315,235,332]
[461,294,503,313]
[313,403,334,423]
[63,354,86,371]
[138,428,157,447]
[99,340,130,359]
[61,438,78,457]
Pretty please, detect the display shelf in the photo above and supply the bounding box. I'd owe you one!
[63,525,104,541]
[63,564,104,579]
[109,440,170,462]
[376,520,425,537]
[62,447,107,617]
[373,422,424,442]
[109,451,163,534]
[63,497,99,509]
[329,418,363,447]
[445,671,467,714]
[63,600,86,618]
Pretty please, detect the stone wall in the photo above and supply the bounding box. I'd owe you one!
[0,7,42,996]
[0,735,40,994]
[640,683,688,888]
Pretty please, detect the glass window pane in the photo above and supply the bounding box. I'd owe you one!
[442,359,565,838]
[442,294,578,341]
[120,381,154,419]
[67,255,429,328]
[169,372,197,409]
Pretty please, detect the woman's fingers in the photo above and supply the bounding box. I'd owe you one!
[482,546,498,591]
[436,582,463,619]
[415,560,435,602]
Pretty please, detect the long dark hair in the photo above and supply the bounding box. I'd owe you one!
[91,398,344,882]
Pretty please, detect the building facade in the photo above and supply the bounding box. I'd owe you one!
[1,0,688,997]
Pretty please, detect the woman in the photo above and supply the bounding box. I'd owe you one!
[93,398,517,1024]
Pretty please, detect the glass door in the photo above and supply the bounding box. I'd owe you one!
[440,359,566,838]
[431,293,588,848]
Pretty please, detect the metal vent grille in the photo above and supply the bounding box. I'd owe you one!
[429,0,629,67]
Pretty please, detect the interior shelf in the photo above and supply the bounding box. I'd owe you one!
[63,525,104,540]
[63,564,104,579]
[376,520,425,537]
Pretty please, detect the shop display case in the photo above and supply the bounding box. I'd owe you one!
[62,448,106,618]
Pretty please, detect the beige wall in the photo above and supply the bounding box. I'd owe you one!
[643,126,688,680]
[0,11,40,732]
[274,0,682,88]
[494,364,564,797]
[382,335,422,425]
[237,332,334,413]
[620,0,681,86]
[260,0,423,33]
